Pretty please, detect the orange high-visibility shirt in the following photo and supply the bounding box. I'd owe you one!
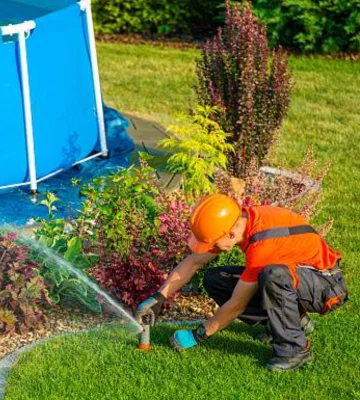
[238,206,341,286]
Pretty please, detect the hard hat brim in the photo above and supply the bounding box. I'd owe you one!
[188,233,214,254]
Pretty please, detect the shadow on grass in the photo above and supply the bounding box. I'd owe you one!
[151,322,272,367]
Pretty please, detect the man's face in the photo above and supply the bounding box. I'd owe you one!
[212,232,237,252]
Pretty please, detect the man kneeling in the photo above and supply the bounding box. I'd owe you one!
[136,194,348,371]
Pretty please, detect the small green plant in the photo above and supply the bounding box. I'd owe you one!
[77,154,160,257]
[158,105,234,198]
[29,243,101,312]
[35,157,192,308]
[27,222,101,311]
[39,192,59,220]
[71,177,82,187]
[33,215,100,310]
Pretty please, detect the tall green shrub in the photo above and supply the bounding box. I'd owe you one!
[251,0,360,53]
[92,0,191,35]
[92,0,223,36]
[196,1,291,176]
[92,0,360,53]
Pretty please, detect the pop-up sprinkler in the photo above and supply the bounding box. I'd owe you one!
[137,314,151,351]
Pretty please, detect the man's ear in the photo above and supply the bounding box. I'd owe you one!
[228,231,235,239]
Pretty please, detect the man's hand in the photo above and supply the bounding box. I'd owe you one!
[170,324,209,351]
[135,292,166,326]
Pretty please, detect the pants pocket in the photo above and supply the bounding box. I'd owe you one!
[321,273,348,315]
[297,272,324,314]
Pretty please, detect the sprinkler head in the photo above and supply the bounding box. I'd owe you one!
[137,324,151,351]
[137,314,151,351]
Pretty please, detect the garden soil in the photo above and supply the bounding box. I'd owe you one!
[0,294,218,360]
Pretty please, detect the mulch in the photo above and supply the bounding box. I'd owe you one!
[160,293,218,321]
[0,294,217,360]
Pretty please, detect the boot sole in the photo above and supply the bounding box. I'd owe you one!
[266,354,313,372]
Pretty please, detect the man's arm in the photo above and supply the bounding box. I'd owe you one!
[203,279,258,336]
[158,252,218,298]
[135,252,217,325]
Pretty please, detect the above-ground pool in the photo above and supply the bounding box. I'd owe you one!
[0,0,112,192]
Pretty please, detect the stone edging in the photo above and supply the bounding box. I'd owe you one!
[0,338,49,399]
[260,166,320,206]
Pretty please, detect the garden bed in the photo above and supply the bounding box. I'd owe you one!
[0,294,217,360]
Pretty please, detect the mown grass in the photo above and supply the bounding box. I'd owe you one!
[5,320,360,400]
[98,43,198,124]
[4,43,360,399]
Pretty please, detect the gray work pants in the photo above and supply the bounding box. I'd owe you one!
[203,264,347,357]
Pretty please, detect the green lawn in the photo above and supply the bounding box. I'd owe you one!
[98,43,198,125]
[4,43,360,399]
[4,321,360,400]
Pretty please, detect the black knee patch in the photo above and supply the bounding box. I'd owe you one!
[203,269,220,294]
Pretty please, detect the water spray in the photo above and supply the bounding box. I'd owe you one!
[0,224,144,334]
[2,224,151,353]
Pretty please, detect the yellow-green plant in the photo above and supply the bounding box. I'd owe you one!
[39,192,59,220]
[158,105,234,197]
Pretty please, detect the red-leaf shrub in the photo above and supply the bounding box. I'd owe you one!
[90,180,192,309]
[155,191,191,271]
[92,251,168,309]
[0,234,52,334]
[196,1,291,176]
[36,157,193,310]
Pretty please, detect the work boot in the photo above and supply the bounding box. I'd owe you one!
[255,314,315,344]
[255,327,272,345]
[266,343,313,371]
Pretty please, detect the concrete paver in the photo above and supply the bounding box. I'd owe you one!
[124,113,182,190]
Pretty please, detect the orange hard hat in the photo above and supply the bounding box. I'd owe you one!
[188,194,241,253]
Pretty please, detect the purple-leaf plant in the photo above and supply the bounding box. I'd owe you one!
[196,0,291,176]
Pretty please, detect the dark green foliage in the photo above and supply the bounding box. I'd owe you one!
[92,0,190,35]
[248,0,360,53]
[0,234,52,334]
[92,0,223,37]
[92,0,360,53]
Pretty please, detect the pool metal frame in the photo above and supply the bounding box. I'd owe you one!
[0,0,108,192]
